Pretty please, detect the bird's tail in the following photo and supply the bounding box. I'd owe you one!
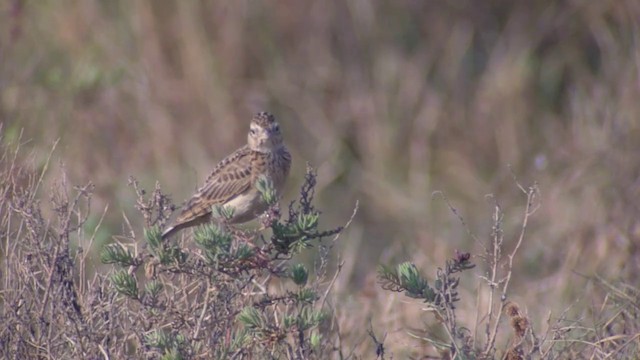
[161,216,210,240]
[161,224,180,240]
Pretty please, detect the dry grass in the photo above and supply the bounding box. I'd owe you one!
[1,0,639,358]
[0,141,352,358]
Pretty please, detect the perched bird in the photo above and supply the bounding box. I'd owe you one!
[161,112,291,239]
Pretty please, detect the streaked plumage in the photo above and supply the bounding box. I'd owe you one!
[162,112,291,239]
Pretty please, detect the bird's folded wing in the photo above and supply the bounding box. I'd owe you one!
[175,146,253,224]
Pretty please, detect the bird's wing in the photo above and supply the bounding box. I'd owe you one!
[174,146,254,225]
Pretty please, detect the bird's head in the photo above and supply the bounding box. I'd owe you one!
[248,112,284,152]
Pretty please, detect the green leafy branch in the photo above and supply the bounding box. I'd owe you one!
[377,251,476,357]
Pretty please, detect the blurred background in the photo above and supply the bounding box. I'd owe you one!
[2,0,639,354]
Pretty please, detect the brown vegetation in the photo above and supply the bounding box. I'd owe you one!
[1,1,639,358]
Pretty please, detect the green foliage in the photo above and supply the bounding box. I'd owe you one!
[144,280,163,303]
[378,263,430,300]
[144,226,163,250]
[234,243,254,260]
[295,307,326,330]
[256,174,278,205]
[228,328,249,351]
[194,224,232,255]
[291,263,309,286]
[145,330,189,360]
[296,213,319,233]
[211,204,235,221]
[157,246,188,266]
[100,243,135,266]
[193,224,258,267]
[265,167,343,256]
[221,206,235,220]
[378,252,481,357]
[238,306,266,330]
[111,270,138,299]
[378,254,475,307]
[398,262,434,300]
[296,288,318,303]
[145,225,187,265]
[270,220,310,253]
[310,331,321,349]
[161,349,184,360]
[269,212,322,254]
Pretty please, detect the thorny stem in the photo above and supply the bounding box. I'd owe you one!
[441,310,463,357]
[193,280,211,340]
[321,201,358,308]
[483,199,502,350]
[30,138,59,202]
[483,184,540,356]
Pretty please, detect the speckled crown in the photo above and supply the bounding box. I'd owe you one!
[252,111,276,127]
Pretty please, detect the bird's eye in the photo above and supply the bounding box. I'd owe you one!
[249,128,257,135]
[274,125,279,132]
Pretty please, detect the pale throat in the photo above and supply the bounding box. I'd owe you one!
[249,138,284,153]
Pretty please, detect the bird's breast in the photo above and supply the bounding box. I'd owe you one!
[269,149,291,192]
[223,189,266,223]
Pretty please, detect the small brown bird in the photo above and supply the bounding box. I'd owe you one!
[161,112,291,239]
